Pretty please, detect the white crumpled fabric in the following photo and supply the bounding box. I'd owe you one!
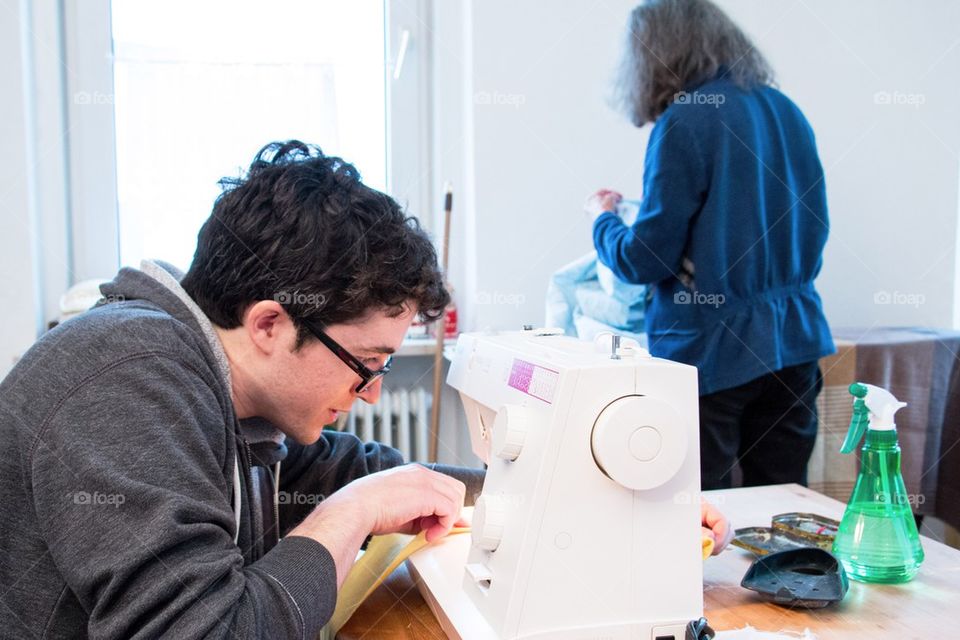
[716,625,817,639]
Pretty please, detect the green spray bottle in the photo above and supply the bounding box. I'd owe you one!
[832,382,924,583]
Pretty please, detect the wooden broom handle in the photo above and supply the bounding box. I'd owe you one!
[428,187,453,462]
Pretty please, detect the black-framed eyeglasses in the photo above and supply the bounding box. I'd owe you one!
[306,325,393,394]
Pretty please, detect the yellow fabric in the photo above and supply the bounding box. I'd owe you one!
[322,526,714,637]
[324,527,470,637]
[702,530,715,558]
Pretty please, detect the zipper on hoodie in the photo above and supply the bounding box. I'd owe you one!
[238,434,259,560]
[270,463,280,542]
[239,434,282,557]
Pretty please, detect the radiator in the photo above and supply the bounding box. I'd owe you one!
[336,387,432,462]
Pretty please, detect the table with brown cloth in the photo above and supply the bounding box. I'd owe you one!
[811,326,960,533]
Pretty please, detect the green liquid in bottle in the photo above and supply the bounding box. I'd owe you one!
[833,502,924,583]
[832,430,925,583]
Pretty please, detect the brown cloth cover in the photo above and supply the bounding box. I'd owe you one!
[809,327,960,532]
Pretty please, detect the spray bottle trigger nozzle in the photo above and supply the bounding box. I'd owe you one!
[849,382,868,398]
[840,384,871,454]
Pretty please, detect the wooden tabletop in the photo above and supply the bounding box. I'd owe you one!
[339,484,960,639]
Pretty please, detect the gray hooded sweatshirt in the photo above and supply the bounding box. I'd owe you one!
[0,262,482,639]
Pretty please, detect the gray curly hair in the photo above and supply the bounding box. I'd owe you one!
[613,0,775,126]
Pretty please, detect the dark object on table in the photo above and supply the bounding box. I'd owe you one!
[741,547,849,608]
[685,616,715,640]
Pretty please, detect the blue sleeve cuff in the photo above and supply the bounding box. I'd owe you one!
[592,210,624,246]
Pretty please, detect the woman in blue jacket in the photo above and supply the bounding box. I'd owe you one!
[589,0,835,490]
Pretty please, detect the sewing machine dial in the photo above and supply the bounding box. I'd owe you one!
[472,494,507,551]
[590,395,689,490]
[492,405,531,461]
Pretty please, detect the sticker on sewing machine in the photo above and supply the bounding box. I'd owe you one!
[508,359,559,404]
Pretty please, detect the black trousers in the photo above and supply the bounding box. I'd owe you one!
[698,361,823,490]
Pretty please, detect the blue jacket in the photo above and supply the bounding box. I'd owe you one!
[593,76,834,395]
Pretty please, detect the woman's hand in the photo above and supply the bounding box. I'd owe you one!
[701,496,733,555]
[584,189,623,221]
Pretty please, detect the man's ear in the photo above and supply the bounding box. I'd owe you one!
[243,300,294,355]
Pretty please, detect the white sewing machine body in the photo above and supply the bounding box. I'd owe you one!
[410,330,704,640]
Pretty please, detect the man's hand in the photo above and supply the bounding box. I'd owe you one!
[287,464,466,586]
[341,464,466,541]
[701,497,733,555]
[584,189,623,221]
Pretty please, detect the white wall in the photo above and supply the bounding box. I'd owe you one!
[439,0,960,334]
[446,0,646,332]
[719,0,960,329]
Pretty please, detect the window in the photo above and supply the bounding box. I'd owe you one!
[63,0,430,281]
[110,0,388,270]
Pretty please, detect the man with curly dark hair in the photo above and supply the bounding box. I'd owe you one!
[0,141,482,638]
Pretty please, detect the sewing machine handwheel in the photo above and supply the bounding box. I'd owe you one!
[590,395,689,490]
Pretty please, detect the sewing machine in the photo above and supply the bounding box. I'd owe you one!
[407,329,705,640]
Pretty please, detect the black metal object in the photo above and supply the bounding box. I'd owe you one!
[741,547,849,608]
[684,617,715,640]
